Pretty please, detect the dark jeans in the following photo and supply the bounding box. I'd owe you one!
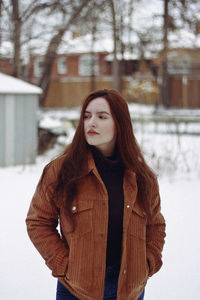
[56,264,145,300]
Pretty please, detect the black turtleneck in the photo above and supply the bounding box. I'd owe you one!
[89,146,124,266]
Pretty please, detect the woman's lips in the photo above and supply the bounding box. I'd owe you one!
[87,130,99,136]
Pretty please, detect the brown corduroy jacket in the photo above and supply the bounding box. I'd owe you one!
[26,152,166,300]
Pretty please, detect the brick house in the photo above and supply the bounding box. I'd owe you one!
[4,44,200,108]
[29,52,113,107]
[29,52,158,107]
[0,57,12,75]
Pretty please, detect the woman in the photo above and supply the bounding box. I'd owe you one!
[26,89,166,300]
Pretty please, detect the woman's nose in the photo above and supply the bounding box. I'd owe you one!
[88,116,96,127]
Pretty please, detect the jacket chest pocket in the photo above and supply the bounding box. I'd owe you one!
[71,198,94,238]
[129,205,147,240]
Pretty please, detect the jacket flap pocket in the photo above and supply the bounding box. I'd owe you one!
[130,203,146,239]
[72,199,93,214]
[132,203,146,218]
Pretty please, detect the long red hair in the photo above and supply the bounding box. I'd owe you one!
[48,89,158,219]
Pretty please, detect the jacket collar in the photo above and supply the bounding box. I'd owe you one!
[87,149,96,173]
[86,149,137,185]
[81,149,144,216]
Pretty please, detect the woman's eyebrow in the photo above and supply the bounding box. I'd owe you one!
[97,111,110,115]
[84,110,110,115]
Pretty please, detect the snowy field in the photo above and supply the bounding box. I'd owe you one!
[0,107,200,299]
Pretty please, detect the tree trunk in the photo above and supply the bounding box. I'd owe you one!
[109,0,120,91]
[119,4,124,92]
[38,29,65,106]
[0,0,2,49]
[11,0,21,77]
[39,0,91,107]
[162,0,170,107]
[90,22,96,92]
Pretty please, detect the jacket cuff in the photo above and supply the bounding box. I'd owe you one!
[147,249,162,277]
[50,252,69,278]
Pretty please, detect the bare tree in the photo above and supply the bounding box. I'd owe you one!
[109,0,120,90]
[161,0,170,107]
[3,0,199,107]
[160,0,200,107]
[38,0,92,106]
[1,0,93,104]
[82,0,108,92]
[10,0,21,77]
[2,1,61,77]
[0,0,3,49]
[108,0,142,92]
[90,19,97,91]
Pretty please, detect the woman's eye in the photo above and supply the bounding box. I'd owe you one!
[99,115,107,119]
[84,114,90,119]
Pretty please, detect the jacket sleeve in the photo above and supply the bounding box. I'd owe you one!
[26,161,69,277]
[146,193,166,277]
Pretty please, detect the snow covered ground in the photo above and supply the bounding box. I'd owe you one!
[0,108,199,299]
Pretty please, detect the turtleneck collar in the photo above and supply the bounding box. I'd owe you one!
[88,145,124,172]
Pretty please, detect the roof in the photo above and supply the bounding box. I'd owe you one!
[0,72,42,94]
[105,51,158,61]
[59,34,113,54]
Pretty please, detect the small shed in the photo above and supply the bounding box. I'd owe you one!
[0,72,42,166]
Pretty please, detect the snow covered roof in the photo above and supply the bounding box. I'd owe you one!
[58,34,113,54]
[0,72,42,94]
[105,51,158,61]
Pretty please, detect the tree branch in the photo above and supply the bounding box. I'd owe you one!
[39,0,92,106]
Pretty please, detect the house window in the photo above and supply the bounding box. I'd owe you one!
[34,57,44,77]
[57,56,67,74]
[79,54,99,76]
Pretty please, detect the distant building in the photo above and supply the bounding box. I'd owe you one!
[29,52,157,107]
[28,52,112,107]
[2,41,200,108]
[154,48,200,108]
[0,57,12,75]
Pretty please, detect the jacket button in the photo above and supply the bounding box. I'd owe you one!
[72,206,76,211]
[126,205,130,208]
[123,269,127,275]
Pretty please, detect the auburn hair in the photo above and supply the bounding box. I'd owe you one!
[48,89,158,220]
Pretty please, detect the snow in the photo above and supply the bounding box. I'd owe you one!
[39,116,66,135]
[0,106,200,300]
[169,29,200,48]
[0,72,42,94]
[39,103,200,137]
[60,34,113,54]
[146,178,200,300]
[106,52,140,61]
[0,41,13,57]
[39,107,81,121]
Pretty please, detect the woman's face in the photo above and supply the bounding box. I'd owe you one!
[84,97,117,156]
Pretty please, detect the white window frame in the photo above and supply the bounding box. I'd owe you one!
[78,54,99,76]
[34,57,44,77]
[57,56,67,74]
